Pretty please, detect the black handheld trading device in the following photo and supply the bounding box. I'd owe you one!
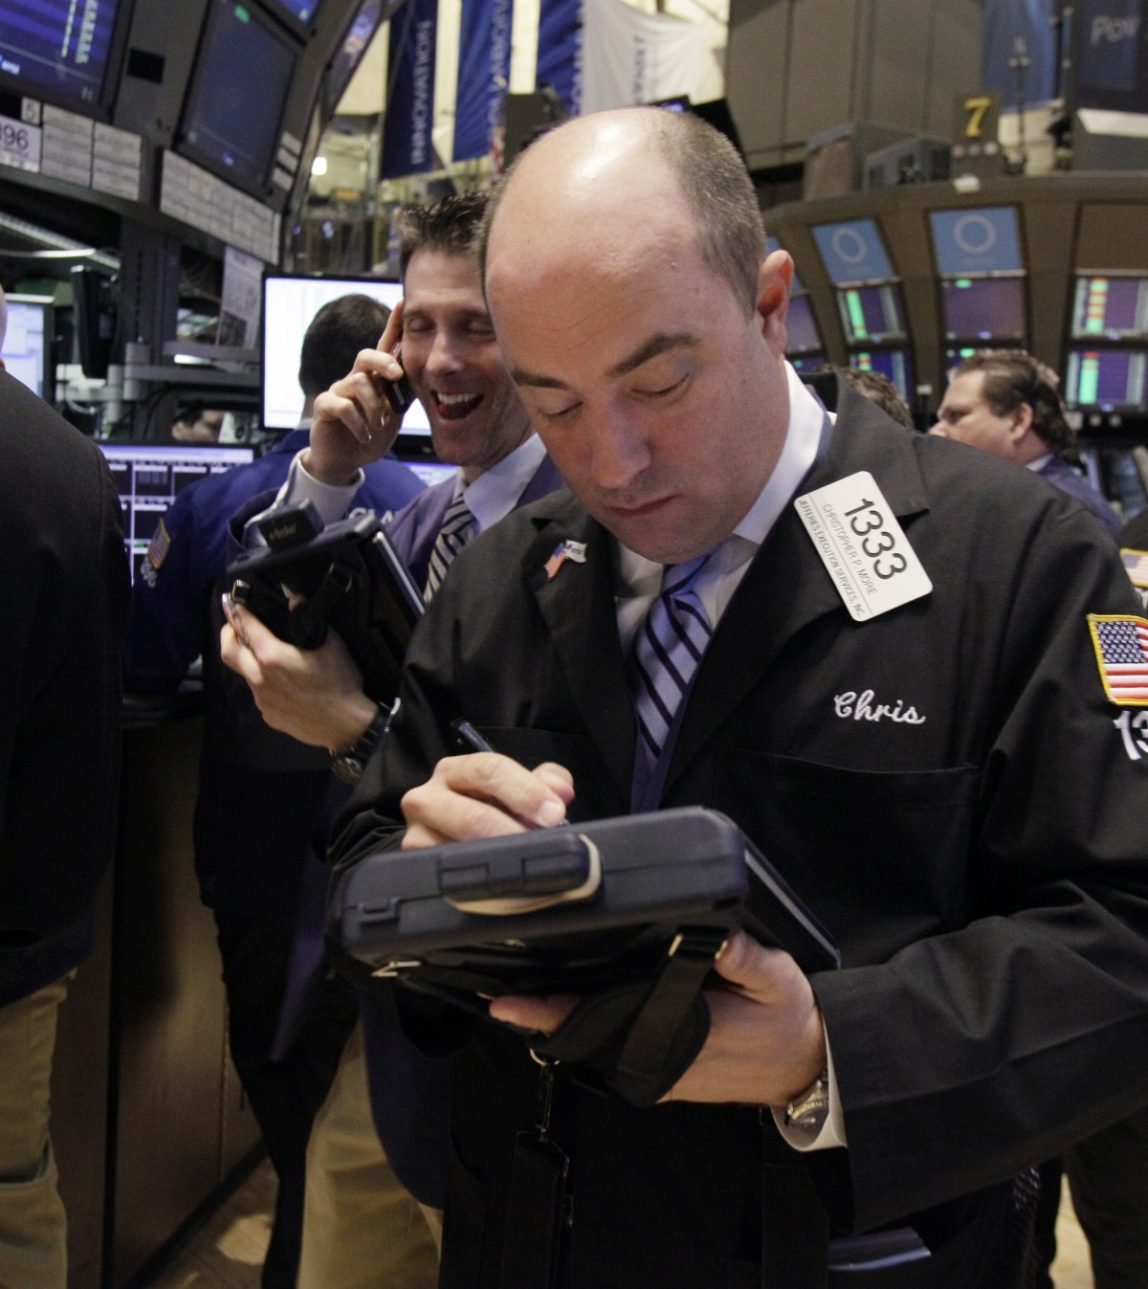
[227,503,424,705]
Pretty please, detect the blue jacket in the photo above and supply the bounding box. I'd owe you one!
[122,429,424,914]
[1036,453,1122,539]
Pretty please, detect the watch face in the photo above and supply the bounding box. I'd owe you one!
[331,753,364,786]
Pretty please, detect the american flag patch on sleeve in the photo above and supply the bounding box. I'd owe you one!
[1088,614,1148,707]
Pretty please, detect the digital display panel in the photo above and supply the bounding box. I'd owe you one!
[99,443,255,578]
[813,219,894,286]
[263,0,324,25]
[262,274,432,439]
[322,0,380,115]
[1072,277,1148,341]
[837,284,905,345]
[850,350,911,401]
[785,294,822,354]
[930,208,1024,277]
[0,0,125,113]
[177,0,298,199]
[941,277,1026,341]
[789,354,827,375]
[1065,350,1148,410]
[1,295,53,400]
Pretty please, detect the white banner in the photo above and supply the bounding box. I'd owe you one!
[580,0,705,113]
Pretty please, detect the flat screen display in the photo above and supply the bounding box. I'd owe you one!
[1072,277,1148,341]
[99,442,255,579]
[177,0,298,199]
[1065,349,1148,411]
[849,350,911,401]
[1,295,53,400]
[941,277,1027,341]
[263,0,324,25]
[785,294,822,355]
[0,0,125,113]
[261,274,432,439]
[838,285,905,345]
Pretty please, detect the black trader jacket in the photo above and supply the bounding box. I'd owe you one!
[330,385,1148,1288]
[0,370,128,1005]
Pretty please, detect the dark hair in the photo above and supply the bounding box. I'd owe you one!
[948,349,1073,450]
[827,365,915,429]
[398,191,492,282]
[297,293,392,398]
[480,108,764,317]
[173,399,206,426]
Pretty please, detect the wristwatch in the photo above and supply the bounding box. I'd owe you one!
[784,1070,830,1134]
[330,704,387,786]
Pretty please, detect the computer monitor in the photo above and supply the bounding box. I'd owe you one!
[176,0,299,200]
[941,277,1027,343]
[1,295,53,401]
[837,285,905,346]
[849,350,912,402]
[261,273,432,443]
[0,0,130,116]
[260,0,325,35]
[1064,350,1148,411]
[785,294,822,355]
[99,442,255,579]
[1072,276,1148,342]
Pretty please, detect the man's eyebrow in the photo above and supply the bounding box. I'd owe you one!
[510,331,699,389]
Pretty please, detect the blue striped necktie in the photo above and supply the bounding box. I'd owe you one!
[629,553,714,783]
[423,495,475,602]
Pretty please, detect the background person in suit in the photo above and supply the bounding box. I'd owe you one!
[328,107,1148,1288]
[123,293,424,1289]
[222,192,563,1287]
[931,348,1122,537]
[0,284,129,1288]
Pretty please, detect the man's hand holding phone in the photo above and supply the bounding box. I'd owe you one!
[305,301,411,486]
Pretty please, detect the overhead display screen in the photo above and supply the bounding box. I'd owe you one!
[0,0,125,112]
[837,284,905,345]
[177,0,298,199]
[1072,276,1148,341]
[850,350,911,401]
[813,219,894,286]
[1065,349,1148,410]
[785,294,822,354]
[930,207,1024,277]
[264,0,324,23]
[941,277,1026,341]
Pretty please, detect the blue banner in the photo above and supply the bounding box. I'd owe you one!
[382,0,438,178]
[453,0,514,161]
[536,0,582,116]
[982,0,1057,107]
[1073,0,1147,111]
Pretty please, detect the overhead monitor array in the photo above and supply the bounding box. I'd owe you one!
[811,218,912,403]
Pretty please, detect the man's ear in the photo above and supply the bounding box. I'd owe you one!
[1008,400,1035,442]
[756,250,793,356]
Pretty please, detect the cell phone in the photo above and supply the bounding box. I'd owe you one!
[378,344,415,417]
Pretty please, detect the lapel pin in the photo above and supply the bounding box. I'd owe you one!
[545,539,587,580]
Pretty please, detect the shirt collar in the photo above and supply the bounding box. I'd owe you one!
[459,432,548,533]
[617,360,826,593]
[1026,452,1054,472]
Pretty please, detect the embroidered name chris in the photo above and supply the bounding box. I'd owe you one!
[834,689,926,725]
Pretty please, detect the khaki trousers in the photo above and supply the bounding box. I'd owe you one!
[0,974,71,1289]
[299,1021,441,1289]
